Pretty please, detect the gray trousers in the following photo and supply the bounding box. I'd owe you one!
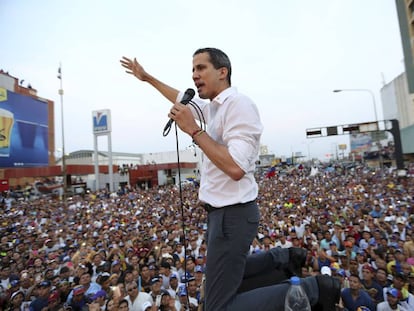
[204,202,319,311]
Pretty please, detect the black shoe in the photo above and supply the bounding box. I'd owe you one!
[312,275,341,311]
[286,247,307,277]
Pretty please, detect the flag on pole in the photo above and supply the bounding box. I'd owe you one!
[57,66,62,79]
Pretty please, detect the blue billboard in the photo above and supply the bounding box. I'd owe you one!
[0,88,49,167]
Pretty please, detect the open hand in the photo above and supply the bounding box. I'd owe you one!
[120,56,148,81]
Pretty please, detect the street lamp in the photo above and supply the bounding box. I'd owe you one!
[333,89,378,122]
[57,64,67,206]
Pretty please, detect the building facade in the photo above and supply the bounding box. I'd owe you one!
[380,72,414,155]
[380,1,414,156]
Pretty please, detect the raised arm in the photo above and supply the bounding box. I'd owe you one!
[120,56,179,104]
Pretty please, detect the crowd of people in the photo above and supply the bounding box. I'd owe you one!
[0,161,413,310]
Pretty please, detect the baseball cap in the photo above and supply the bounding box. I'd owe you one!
[10,279,20,287]
[38,280,51,287]
[160,289,170,297]
[178,284,187,296]
[91,290,106,300]
[180,273,195,283]
[396,217,405,225]
[48,290,60,303]
[195,265,203,273]
[73,285,86,296]
[337,269,346,277]
[321,266,332,276]
[362,263,374,273]
[151,277,161,285]
[386,287,400,298]
[10,290,24,301]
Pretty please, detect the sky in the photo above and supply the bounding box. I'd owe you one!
[0,0,405,161]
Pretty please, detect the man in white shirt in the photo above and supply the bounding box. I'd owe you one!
[125,281,153,311]
[121,47,340,311]
[275,233,292,249]
[377,288,401,311]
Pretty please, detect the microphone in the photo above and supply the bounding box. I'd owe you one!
[163,88,195,134]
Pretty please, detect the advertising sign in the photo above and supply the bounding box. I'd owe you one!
[0,89,48,167]
[92,109,111,134]
[350,133,372,153]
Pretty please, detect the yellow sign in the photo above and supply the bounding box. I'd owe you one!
[0,88,6,102]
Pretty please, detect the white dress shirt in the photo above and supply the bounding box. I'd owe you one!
[181,86,263,207]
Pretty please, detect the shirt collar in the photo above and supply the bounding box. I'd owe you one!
[212,86,237,105]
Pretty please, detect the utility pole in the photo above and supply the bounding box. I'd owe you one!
[57,64,67,206]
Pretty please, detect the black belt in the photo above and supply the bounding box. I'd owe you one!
[203,200,255,213]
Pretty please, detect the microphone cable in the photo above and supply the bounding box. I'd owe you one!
[165,98,206,310]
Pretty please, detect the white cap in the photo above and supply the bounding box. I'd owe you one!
[321,266,332,276]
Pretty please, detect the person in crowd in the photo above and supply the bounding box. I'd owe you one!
[185,276,200,305]
[47,290,62,311]
[105,298,117,311]
[91,289,107,310]
[274,232,292,248]
[118,299,130,311]
[361,263,384,304]
[341,274,376,311]
[159,261,173,290]
[67,270,101,303]
[138,264,153,293]
[385,272,409,301]
[377,288,400,311]
[375,268,391,289]
[92,253,108,282]
[177,284,197,311]
[158,290,179,311]
[124,280,153,311]
[8,290,25,311]
[149,276,165,307]
[67,285,89,310]
[29,280,52,311]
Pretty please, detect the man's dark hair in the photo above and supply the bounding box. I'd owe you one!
[349,273,361,282]
[193,48,232,85]
[60,266,70,274]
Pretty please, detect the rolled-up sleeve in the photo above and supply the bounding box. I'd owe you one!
[223,96,263,173]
